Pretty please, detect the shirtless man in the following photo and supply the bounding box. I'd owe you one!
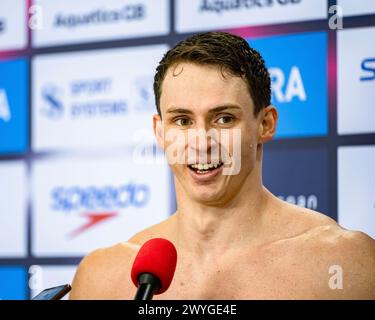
[70,32,375,300]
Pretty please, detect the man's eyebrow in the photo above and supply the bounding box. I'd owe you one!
[165,105,241,115]
[208,105,241,113]
[166,107,194,115]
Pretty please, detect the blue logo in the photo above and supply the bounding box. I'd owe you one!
[0,267,27,300]
[249,32,328,138]
[41,78,128,120]
[133,76,154,111]
[53,5,145,29]
[51,183,150,212]
[360,57,375,81]
[41,84,64,119]
[50,183,150,238]
[0,58,28,154]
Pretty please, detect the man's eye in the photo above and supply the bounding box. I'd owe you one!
[175,118,192,126]
[217,116,234,124]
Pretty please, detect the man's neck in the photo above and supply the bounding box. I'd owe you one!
[173,177,272,257]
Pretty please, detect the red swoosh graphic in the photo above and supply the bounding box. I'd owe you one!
[68,212,117,239]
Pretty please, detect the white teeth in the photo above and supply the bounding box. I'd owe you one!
[190,163,222,170]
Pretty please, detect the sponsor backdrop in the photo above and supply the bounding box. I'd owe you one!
[0,0,374,299]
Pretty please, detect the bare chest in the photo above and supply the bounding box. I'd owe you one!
[154,250,328,300]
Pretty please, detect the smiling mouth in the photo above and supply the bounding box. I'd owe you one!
[188,162,224,174]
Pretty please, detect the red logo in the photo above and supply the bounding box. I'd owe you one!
[68,212,117,239]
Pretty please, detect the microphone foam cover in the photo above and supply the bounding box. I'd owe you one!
[131,238,177,294]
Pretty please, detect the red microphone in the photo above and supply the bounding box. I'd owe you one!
[131,238,177,300]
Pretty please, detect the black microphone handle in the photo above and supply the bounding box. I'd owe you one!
[134,273,161,300]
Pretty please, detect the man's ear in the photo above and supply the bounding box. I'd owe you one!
[258,105,278,144]
[153,114,165,150]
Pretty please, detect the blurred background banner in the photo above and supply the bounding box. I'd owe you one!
[0,0,374,299]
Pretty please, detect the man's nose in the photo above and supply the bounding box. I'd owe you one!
[186,127,220,163]
[187,128,217,149]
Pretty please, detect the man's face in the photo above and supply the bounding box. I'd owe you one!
[155,62,263,205]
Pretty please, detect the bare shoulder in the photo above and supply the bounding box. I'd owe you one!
[69,242,139,299]
[307,224,375,298]
[292,204,375,268]
[274,201,375,298]
[284,204,375,298]
[69,216,175,299]
[304,222,375,267]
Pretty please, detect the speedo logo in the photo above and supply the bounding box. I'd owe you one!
[51,183,150,238]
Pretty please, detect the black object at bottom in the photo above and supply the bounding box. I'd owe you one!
[134,273,161,300]
[32,284,72,300]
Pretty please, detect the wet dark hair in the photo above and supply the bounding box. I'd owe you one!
[153,31,271,117]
